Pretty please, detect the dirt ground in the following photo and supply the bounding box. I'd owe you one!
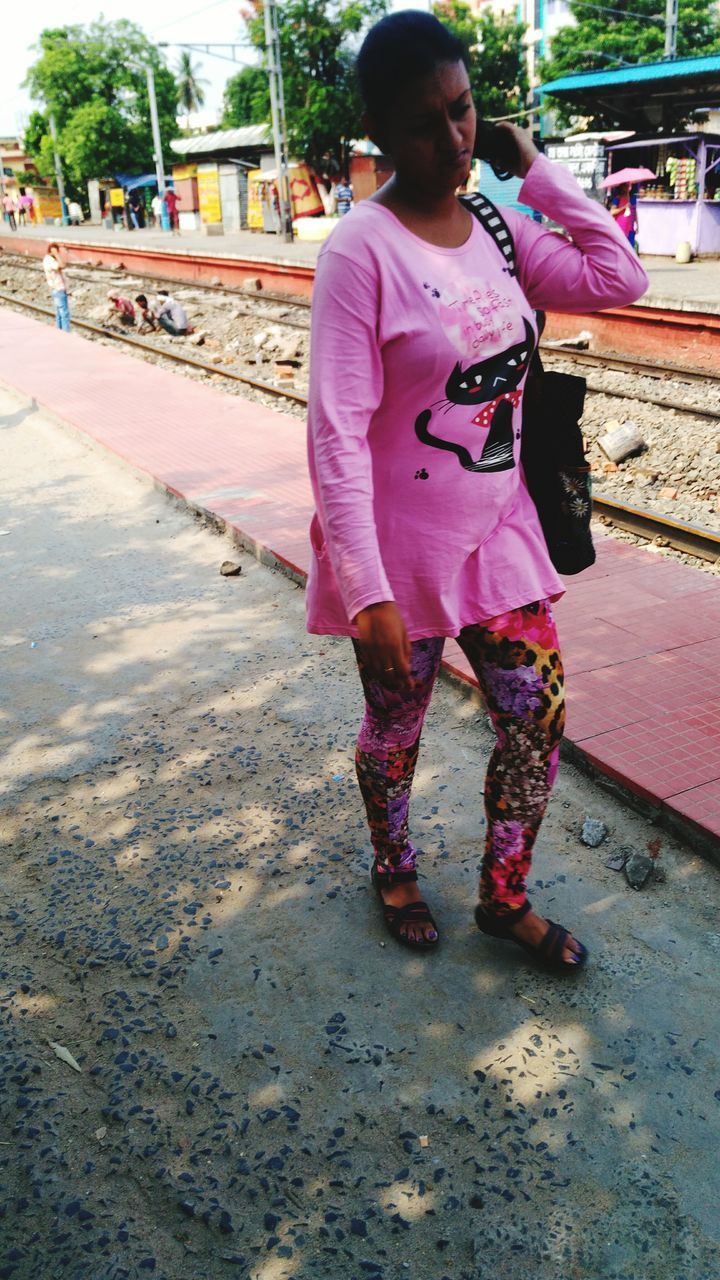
[1,381,719,1280]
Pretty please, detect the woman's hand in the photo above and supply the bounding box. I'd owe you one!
[496,122,540,181]
[354,601,413,688]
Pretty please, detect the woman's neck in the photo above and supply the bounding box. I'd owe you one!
[375,174,460,219]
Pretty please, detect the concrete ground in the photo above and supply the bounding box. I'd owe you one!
[1,381,719,1280]
[3,222,720,310]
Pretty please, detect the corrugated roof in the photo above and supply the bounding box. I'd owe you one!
[170,125,272,155]
[541,52,720,95]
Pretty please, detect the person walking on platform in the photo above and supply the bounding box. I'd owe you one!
[42,242,71,333]
[67,199,84,226]
[154,290,189,336]
[163,187,181,233]
[306,11,648,970]
[2,192,17,230]
[151,192,163,227]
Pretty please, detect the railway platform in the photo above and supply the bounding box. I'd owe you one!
[2,305,718,855]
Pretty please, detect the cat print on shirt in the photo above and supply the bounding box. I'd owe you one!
[414,317,535,473]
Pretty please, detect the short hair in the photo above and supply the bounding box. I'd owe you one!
[357,11,467,122]
[135,294,148,305]
[157,289,169,296]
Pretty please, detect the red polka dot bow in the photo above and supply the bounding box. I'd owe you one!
[471,389,523,428]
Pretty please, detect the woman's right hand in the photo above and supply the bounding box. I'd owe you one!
[354,601,413,688]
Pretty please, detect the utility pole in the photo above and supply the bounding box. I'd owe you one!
[664,0,679,58]
[49,113,69,225]
[145,64,166,198]
[262,0,293,242]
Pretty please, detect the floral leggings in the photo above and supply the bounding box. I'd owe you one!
[352,600,565,916]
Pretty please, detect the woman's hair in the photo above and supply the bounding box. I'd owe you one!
[357,10,467,122]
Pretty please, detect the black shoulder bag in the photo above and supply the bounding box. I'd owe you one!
[459,192,596,576]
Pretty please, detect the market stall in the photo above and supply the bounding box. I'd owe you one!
[605,133,720,256]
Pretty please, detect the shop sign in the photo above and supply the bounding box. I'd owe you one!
[197,163,222,223]
[545,140,606,197]
[173,164,198,181]
[109,187,125,207]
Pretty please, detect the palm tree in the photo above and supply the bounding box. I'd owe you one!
[176,51,209,131]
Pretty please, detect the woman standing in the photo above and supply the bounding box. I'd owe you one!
[609,182,638,247]
[306,12,647,969]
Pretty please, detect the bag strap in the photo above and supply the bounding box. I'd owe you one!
[459,191,517,278]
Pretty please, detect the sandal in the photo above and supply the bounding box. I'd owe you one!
[371,862,439,951]
[474,899,587,973]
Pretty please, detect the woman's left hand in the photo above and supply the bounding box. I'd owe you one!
[495,123,540,180]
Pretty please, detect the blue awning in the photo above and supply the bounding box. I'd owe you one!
[112,172,158,191]
[541,52,720,95]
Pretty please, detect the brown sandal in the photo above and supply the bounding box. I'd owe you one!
[371,863,439,951]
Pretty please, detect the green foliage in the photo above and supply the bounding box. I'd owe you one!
[23,19,178,192]
[242,0,387,170]
[433,0,528,119]
[176,51,209,125]
[541,0,720,126]
[221,65,271,127]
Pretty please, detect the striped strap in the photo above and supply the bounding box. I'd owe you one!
[460,191,517,278]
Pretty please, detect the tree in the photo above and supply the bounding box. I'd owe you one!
[241,0,387,172]
[23,20,178,194]
[541,0,720,126]
[432,1,528,119]
[176,51,209,130]
[222,64,271,127]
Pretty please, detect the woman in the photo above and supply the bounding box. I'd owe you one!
[306,12,647,969]
[609,182,637,247]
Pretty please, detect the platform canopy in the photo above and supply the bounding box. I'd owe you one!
[170,125,272,157]
[540,53,720,130]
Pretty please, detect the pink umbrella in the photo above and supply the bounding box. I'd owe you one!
[601,167,656,189]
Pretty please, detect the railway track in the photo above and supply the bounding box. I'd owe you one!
[5,252,718,421]
[2,288,718,566]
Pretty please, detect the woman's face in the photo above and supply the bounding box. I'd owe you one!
[369,59,476,197]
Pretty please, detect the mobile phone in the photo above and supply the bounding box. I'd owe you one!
[474,121,518,181]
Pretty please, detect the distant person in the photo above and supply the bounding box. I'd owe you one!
[2,192,17,230]
[335,175,353,217]
[125,191,138,230]
[151,192,163,227]
[163,187,181,233]
[129,189,145,230]
[134,294,158,333]
[42,242,71,332]
[106,290,136,327]
[609,183,637,248]
[17,191,33,226]
[68,199,84,226]
[155,289,190,336]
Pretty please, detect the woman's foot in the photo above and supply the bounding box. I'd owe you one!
[474,898,587,971]
[509,907,584,966]
[371,864,439,948]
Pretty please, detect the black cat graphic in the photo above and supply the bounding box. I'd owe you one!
[415,318,534,473]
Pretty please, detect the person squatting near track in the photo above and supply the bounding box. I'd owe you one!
[154,290,190,336]
[134,295,158,334]
[305,11,648,970]
[106,291,137,327]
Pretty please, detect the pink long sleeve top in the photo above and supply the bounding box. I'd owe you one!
[306,154,648,640]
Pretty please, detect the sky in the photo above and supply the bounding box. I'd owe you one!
[1,0,260,138]
[0,0,421,139]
